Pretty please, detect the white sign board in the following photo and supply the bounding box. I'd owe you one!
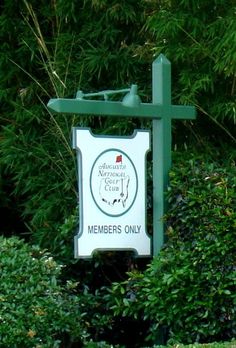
[73,128,151,258]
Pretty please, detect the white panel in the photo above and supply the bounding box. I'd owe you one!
[73,128,151,258]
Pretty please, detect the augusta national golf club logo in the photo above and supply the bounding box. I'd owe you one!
[90,149,138,217]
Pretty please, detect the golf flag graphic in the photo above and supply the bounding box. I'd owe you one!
[116,154,122,163]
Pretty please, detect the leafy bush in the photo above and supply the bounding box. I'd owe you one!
[108,148,236,345]
[147,341,236,348]
[0,235,111,347]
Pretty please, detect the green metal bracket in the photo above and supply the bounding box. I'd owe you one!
[47,54,196,257]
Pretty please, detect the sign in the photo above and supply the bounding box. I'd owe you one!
[73,128,151,258]
[48,54,196,256]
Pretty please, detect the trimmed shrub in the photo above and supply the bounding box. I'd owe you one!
[147,342,236,348]
[0,235,102,347]
[108,148,236,345]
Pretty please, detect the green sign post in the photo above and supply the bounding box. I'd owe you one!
[47,54,196,256]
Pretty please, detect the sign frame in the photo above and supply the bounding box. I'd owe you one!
[73,127,151,258]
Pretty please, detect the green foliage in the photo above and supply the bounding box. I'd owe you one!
[108,148,236,345]
[0,235,114,347]
[0,0,149,260]
[0,2,236,347]
[143,0,236,141]
[85,341,122,348]
[0,0,235,261]
[147,342,236,348]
